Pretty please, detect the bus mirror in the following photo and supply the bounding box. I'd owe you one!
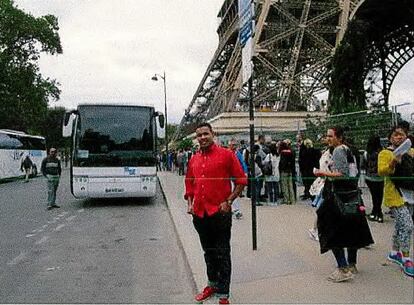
[62,112,75,137]
[158,114,165,129]
[63,112,71,125]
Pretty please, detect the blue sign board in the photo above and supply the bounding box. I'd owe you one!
[238,0,253,46]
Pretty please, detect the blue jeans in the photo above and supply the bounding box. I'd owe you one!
[255,177,264,203]
[47,175,60,206]
[266,181,279,204]
[332,248,357,268]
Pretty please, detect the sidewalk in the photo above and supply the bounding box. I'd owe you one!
[158,171,413,304]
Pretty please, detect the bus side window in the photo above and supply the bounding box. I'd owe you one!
[0,133,23,149]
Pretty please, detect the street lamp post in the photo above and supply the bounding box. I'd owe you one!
[152,72,168,169]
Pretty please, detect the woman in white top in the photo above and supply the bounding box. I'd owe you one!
[264,142,281,205]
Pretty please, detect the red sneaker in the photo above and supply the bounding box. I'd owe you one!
[195,286,217,302]
[219,297,230,304]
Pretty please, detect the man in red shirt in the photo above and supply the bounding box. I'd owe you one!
[185,123,247,305]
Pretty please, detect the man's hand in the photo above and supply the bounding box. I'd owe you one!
[219,201,232,214]
[187,199,194,215]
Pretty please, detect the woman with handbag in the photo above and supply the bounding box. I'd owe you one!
[314,126,374,283]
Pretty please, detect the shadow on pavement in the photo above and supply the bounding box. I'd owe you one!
[81,196,155,208]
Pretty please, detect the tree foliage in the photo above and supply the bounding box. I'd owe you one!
[0,0,62,133]
[328,19,370,114]
[40,106,70,149]
[177,138,193,150]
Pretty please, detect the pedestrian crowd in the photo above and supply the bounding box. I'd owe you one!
[182,121,414,304]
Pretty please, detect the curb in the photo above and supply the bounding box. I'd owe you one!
[158,176,198,295]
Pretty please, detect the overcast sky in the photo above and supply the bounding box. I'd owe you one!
[14,0,414,124]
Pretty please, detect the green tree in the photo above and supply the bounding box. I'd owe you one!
[40,106,69,149]
[177,138,193,150]
[328,20,370,114]
[158,123,177,148]
[0,0,62,133]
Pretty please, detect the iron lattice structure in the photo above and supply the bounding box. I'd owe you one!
[174,0,413,140]
[354,0,414,109]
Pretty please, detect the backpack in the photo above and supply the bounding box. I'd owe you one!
[262,154,272,176]
[342,145,358,177]
[391,153,414,191]
[22,157,33,169]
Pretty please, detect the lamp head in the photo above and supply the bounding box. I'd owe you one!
[151,75,158,81]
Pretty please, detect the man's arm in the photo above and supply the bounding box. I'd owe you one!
[41,159,47,176]
[219,152,248,213]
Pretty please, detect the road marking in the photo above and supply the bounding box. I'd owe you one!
[8,252,27,265]
[25,234,36,238]
[47,220,57,224]
[35,236,49,245]
[54,224,66,232]
[66,215,77,222]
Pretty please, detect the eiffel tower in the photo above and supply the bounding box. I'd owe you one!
[174,0,413,140]
[174,0,359,139]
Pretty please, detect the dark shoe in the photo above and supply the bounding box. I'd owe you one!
[195,286,217,302]
[256,202,263,206]
[52,205,60,209]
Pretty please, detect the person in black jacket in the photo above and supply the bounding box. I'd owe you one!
[299,139,321,200]
[21,155,33,182]
[278,140,296,204]
[41,148,62,210]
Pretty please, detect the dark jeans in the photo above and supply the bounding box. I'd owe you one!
[193,212,232,295]
[247,173,252,198]
[302,175,316,197]
[255,177,264,204]
[266,181,279,203]
[365,179,384,217]
[332,248,358,268]
[178,164,185,176]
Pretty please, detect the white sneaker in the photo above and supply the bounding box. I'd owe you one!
[327,268,354,282]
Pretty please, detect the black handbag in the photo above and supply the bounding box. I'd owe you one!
[333,189,363,216]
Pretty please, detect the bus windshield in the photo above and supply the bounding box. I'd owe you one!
[74,105,156,167]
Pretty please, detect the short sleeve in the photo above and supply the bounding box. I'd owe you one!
[332,146,349,175]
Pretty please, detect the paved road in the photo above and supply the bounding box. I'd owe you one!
[0,170,194,303]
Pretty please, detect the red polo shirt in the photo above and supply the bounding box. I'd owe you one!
[184,144,248,218]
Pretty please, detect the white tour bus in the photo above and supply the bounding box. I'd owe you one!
[0,129,47,180]
[62,104,164,199]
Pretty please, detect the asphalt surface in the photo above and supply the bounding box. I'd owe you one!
[0,170,194,303]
